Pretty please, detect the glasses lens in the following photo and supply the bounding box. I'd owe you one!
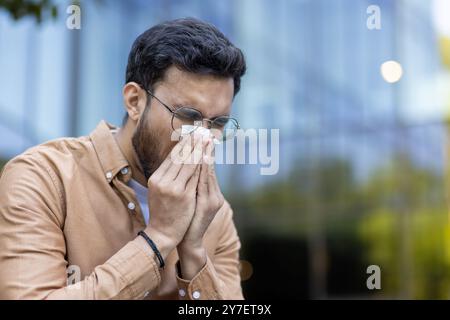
[212,117,239,141]
[172,107,203,132]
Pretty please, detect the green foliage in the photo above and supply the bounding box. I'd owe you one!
[358,208,450,299]
[0,0,58,23]
[229,153,450,298]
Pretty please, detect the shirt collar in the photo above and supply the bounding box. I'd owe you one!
[89,120,131,183]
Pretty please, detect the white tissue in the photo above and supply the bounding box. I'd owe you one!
[181,125,221,144]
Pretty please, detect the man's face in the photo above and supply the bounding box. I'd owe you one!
[132,66,234,180]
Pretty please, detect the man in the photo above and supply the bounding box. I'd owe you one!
[0,18,246,300]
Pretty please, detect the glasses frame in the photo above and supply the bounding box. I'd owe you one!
[141,86,240,140]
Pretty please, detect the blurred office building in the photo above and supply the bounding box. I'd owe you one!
[1,0,450,299]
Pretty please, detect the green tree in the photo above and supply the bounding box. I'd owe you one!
[0,0,58,23]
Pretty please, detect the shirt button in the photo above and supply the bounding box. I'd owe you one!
[192,291,201,299]
[127,202,136,210]
[121,167,129,175]
[105,171,113,179]
[178,289,186,297]
[143,291,150,298]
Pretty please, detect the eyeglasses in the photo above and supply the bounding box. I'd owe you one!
[143,86,240,141]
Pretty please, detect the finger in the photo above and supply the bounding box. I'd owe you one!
[186,163,201,192]
[198,160,209,194]
[173,135,197,165]
[201,140,215,191]
[175,134,204,184]
[204,138,214,163]
[198,140,211,194]
[163,133,200,182]
[150,134,192,183]
[209,167,221,195]
[206,141,220,195]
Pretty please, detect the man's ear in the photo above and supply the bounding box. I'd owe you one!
[123,82,147,123]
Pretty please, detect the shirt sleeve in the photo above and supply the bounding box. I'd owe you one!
[0,154,161,300]
[175,204,244,300]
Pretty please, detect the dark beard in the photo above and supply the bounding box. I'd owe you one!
[131,108,162,181]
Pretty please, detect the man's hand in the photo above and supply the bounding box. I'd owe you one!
[143,134,203,260]
[177,138,225,279]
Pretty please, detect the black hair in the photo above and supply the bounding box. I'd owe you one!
[123,17,246,123]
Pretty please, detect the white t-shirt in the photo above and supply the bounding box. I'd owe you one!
[128,179,150,225]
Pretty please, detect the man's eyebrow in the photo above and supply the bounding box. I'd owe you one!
[210,114,230,120]
[165,96,194,109]
[173,106,230,119]
[168,96,231,118]
[171,103,186,110]
[170,97,195,109]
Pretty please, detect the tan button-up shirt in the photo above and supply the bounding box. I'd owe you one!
[0,121,243,300]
